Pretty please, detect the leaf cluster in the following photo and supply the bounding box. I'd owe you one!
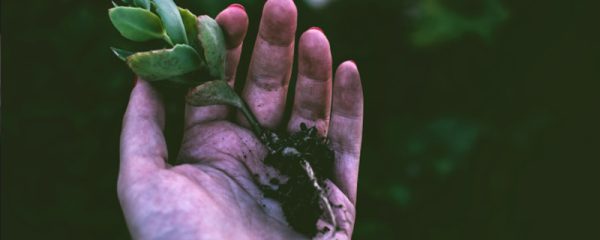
[109,0,262,138]
[109,0,226,83]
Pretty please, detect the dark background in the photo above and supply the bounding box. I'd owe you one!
[2,0,599,239]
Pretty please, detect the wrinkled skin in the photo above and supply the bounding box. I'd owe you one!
[118,1,363,239]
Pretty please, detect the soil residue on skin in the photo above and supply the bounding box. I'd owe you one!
[259,123,335,237]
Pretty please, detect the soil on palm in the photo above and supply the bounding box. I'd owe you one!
[259,123,335,237]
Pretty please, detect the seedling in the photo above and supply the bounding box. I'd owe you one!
[110,0,337,237]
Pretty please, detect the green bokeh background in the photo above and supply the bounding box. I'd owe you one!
[2,0,599,239]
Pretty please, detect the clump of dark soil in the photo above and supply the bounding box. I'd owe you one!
[259,123,335,237]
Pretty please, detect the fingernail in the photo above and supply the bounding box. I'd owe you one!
[309,27,324,34]
[228,3,245,11]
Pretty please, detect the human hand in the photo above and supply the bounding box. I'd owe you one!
[118,0,363,239]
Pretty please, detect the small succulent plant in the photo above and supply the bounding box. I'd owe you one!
[110,0,262,134]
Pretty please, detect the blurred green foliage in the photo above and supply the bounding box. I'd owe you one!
[2,0,599,239]
[411,0,507,46]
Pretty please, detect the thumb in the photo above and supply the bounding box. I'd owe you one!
[120,78,168,183]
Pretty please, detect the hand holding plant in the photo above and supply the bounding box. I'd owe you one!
[115,0,362,239]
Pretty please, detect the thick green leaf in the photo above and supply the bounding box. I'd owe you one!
[134,0,150,9]
[187,80,243,108]
[178,7,200,51]
[197,15,226,79]
[109,7,165,42]
[126,44,201,81]
[110,47,135,61]
[153,0,188,45]
[187,80,263,135]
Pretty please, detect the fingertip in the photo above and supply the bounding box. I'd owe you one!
[338,60,359,73]
[228,3,245,11]
[331,61,363,122]
[216,4,249,49]
[260,0,297,45]
[264,0,297,17]
[308,26,324,34]
[335,61,362,94]
[127,79,164,119]
[299,28,332,80]
[130,78,149,95]
[300,26,329,43]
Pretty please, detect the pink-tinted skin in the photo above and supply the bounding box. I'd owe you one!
[118,1,363,239]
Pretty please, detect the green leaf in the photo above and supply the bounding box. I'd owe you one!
[110,47,135,61]
[109,6,165,42]
[126,44,201,81]
[178,7,200,51]
[152,0,188,45]
[121,0,133,4]
[134,0,150,9]
[197,15,226,79]
[187,80,243,108]
[187,80,263,135]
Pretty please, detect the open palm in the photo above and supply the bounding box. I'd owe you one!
[118,1,363,239]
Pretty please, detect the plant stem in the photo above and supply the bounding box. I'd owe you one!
[238,101,263,137]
